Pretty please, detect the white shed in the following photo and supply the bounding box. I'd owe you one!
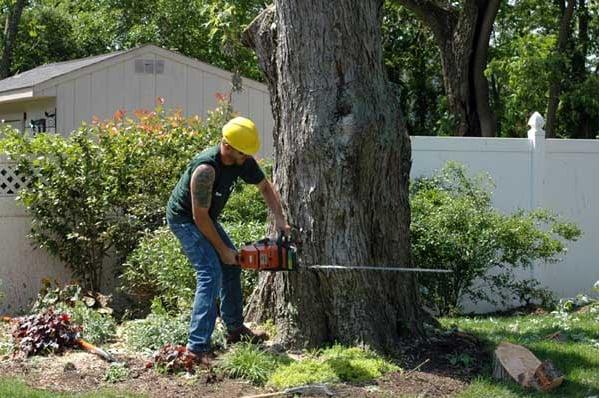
[0,45,275,313]
[0,44,275,158]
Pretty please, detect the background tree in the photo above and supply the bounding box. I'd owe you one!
[394,0,501,137]
[0,0,27,78]
[487,0,598,138]
[546,0,576,138]
[242,2,424,353]
[2,0,596,138]
[382,1,448,136]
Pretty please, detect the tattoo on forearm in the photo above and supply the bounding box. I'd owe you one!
[192,166,215,208]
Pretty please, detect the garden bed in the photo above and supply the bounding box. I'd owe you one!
[0,321,480,397]
[0,305,597,398]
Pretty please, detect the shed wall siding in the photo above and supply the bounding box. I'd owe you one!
[44,48,274,157]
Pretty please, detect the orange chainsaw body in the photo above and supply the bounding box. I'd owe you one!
[238,237,297,271]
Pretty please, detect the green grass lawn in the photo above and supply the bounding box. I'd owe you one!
[444,307,599,397]
[0,378,142,398]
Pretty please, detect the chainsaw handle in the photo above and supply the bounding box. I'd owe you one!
[222,254,241,268]
[276,230,287,245]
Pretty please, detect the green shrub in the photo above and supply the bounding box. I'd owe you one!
[121,220,267,313]
[30,282,116,345]
[104,363,130,383]
[122,312,189,353]
[120,227,195,313]
[411,161,581,315]
[122,306,229,353]
[218,342,290,385]
[55,302,116,345]
[0,102,230,290]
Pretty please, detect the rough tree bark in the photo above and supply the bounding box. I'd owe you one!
[546,0,576,138]
[396,0,500,137]
[242,2,425,353]
[0,0,27,79]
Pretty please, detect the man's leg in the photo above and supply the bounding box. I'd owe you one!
[169,222,222,354]
[214,223,243,331]
[215,224,268,344]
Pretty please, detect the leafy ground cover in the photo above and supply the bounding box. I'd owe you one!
[0,304,597,397]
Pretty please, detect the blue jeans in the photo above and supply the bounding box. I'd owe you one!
[168,221,243,354]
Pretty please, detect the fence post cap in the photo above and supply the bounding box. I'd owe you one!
[528,112,545,131]
[528,112,546,140]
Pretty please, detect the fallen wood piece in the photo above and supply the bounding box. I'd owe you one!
[530,360,565,392]
[544,331,567,342]
[402,358,430,378]
[493,341,563,392]
[241,384,334,398]
[77,338,116,362]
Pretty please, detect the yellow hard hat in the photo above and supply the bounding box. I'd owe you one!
[222,117,260,155]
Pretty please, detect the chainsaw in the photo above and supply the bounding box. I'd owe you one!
[236,229,451,274]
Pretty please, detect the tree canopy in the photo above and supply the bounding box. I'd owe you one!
[2,0,597,138]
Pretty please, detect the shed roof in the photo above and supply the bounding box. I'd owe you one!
[0,50,126,93]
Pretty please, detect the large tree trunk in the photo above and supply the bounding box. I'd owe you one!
[0,0,27,79]
[242,2,424,353]
[397,0,499,137]
[546,0,576,138]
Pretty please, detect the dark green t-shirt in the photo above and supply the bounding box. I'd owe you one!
[166,144,265,223]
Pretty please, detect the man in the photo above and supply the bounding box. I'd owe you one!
[166,116,289,365]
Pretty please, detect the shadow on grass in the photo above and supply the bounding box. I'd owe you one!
[454,324,598,397]
[460,376,598,398]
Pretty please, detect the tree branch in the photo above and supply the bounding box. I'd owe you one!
[242,4,278,92]
[393,0,455,39]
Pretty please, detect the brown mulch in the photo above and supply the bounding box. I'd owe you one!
[0,322,487,397]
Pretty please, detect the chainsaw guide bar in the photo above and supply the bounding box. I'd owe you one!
[236,230,451,274]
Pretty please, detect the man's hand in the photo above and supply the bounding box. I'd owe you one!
[219,247,239,266]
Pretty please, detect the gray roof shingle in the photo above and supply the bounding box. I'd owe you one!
[0,50,126,93]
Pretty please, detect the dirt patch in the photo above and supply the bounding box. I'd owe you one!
[0,351,264,398]
[400,330,488,381]
[0,324,487,397]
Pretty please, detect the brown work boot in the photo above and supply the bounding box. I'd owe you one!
[186,349,214,368]
[226,325,269,345]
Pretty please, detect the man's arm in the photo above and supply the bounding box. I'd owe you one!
[190,164,238,265]
[257,179,291,234]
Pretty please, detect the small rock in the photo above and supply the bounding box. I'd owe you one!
[265,343,285,353]
[63,362,76,371]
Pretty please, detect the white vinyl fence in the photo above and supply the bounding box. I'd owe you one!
[411,113,598,312]
[0,112,597,313]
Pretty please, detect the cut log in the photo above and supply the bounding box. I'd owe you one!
[531,360,565,392]
[493,342,563,392]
